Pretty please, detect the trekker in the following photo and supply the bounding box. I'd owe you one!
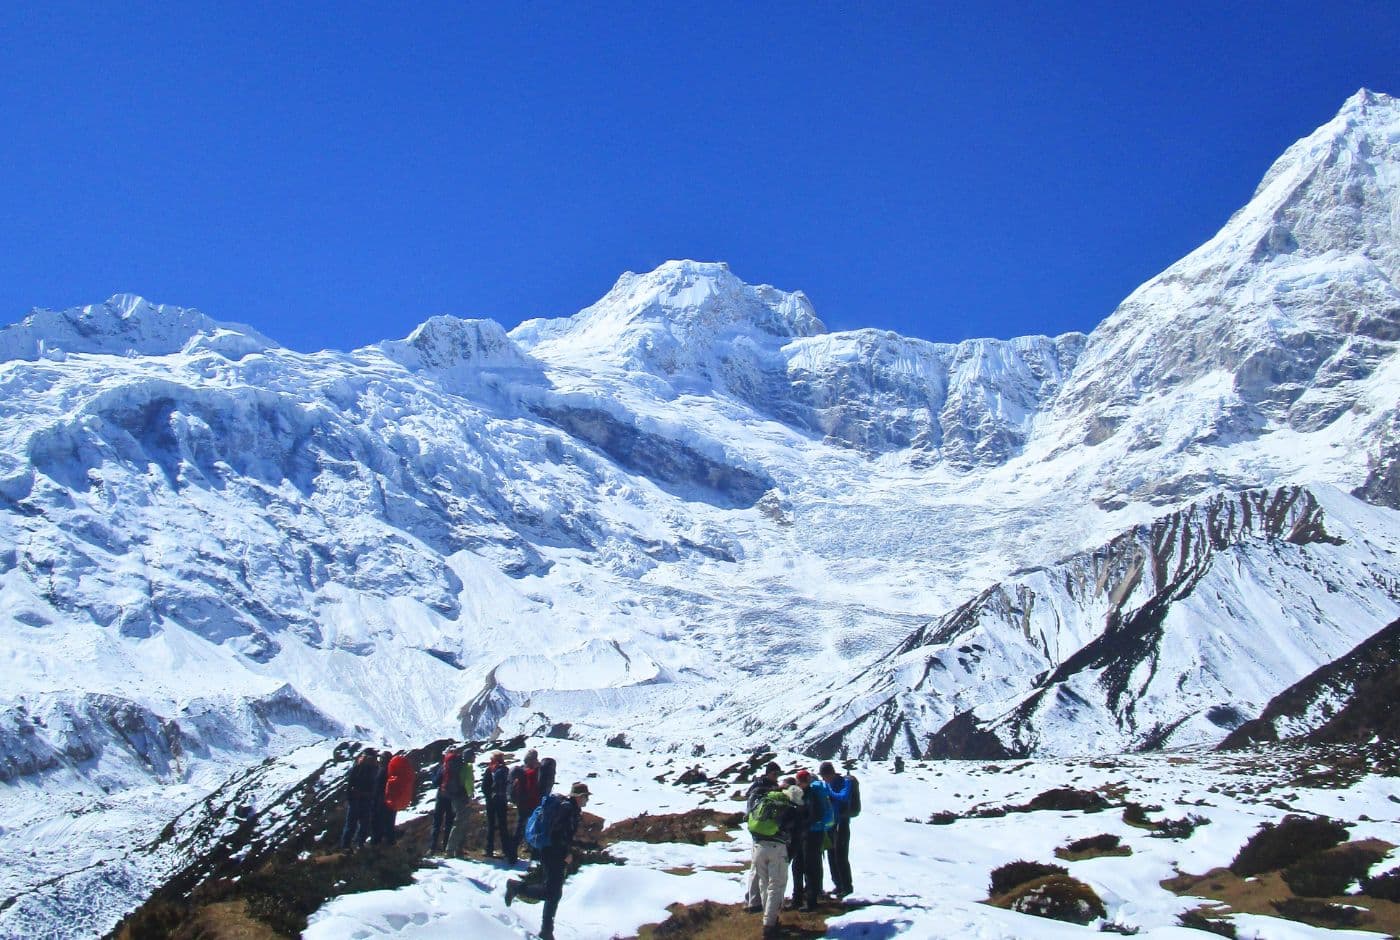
[339,748,378,851]
[538,755,557,797]
[819,760,861,898]
[508,748,543,862]
[429,751,456,853]
[505,781,590,940]
[792,769,833,911]
[371,751,393,844]
[747,779,803,938]
[381,750,415,845]
[744,761,783,912]
[443,744,477,857]
[481,750,511,860]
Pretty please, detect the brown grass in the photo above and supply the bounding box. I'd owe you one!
[636,898,863,939]
[602,809,744,846]
[1164,848,1400,936]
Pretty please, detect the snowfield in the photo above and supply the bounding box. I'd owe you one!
[304,740,1400,939]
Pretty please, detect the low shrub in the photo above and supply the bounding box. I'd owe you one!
[1007,875,1106,925]
[1282,842,1388,897]
[1149,814,1210,840]
[1229,815,1350,877]
[1122,802,1163,827]
[1269,897,1368,929]
[927,810,960,825]
[1361,865,1400,902]
[1067,833,1122,854]
[1026,787,1110,812]
[1099,921,1140,935]
[990,859,1068,897]
[1177,909,1236,937]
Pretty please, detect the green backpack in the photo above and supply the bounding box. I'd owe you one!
[747,790,791,838]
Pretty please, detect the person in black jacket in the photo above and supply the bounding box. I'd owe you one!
[505,782,589,940]
[338,748,378,851]
[429,755,456,854]
[370,751,392,845]
[481,750,511,860]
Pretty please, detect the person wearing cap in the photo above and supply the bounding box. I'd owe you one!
[744,761,783,912]
[481,750,511,860]
[339,747,378,851]
[505,782,590,940]
[508,748,543,862]
[819,760,859,898]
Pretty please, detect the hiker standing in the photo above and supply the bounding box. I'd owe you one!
[747,780,803,938]
[792,769,833,911]
[744,761,783,911]
[820,760,860,898]
[370,751,393,844]
[429,751,456,853]
[506,782,590,940]
[481,750,511,860]
[508,748,543,862]
[443,744,477,857]
[339,748,378,851]
[381,750,415,845]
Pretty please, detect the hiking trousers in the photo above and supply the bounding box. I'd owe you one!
[753,841,789,928]
[486,799,510,858]
[339,795,374,849]
[827,818,852,894]
[511,802,538,860]
[801,830,825,906]
[517,844,567,935]
[430,792,455,851]
[444,794,473,855]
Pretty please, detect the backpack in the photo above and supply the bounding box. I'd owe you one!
[525,793,566,850]
[808,781,834,831]
[747,791,790,838]
[846,775,862,818]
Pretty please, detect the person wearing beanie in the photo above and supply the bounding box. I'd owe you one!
[744,761,784,912]
[819,760,861,898]
[790,769,833,911]
[506,782,590,940]
[507,748,543,862]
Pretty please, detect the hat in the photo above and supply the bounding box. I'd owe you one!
[795,769,813,784]
[785,784,804,805]
[764,761,782,776]
[490,750,505,762]
[570,782,591,798]
[818,761,836,777]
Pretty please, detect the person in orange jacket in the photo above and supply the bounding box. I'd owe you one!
[382,750,416,844]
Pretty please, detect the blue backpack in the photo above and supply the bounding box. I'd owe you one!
[525,793,566,849]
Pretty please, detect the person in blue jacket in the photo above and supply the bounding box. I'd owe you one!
[819,760,860,898]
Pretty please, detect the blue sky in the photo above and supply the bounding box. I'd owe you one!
[3,3,1398,351]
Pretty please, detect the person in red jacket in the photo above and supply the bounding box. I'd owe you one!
[507,748,542,862]
[382,750,416,845]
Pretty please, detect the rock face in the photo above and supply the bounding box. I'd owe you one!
[794,486,1400,759]
[3,91,1400,814]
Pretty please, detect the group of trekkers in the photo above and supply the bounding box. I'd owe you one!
[745,759,861,939]
[338,743,585,940]
[337,743,859,940]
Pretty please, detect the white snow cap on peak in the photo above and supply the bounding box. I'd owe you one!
[511,260,825,372]
[378,315,535,371]
[0,294,275,362]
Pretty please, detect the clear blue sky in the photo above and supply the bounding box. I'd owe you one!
[3,3,1397,351]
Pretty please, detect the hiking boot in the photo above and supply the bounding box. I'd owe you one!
[504,880,518,907]
[745,903,762,913]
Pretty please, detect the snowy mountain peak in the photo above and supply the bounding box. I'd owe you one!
[0,294,276,362]
[511,260,824,375]
[378,315,535,372]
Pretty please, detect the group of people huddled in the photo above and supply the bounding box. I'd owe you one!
[337,744,859,940]
[337,744,586,940]
[744,760,861,938]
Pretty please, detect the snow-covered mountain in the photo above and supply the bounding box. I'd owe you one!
[3,90,1400,851]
